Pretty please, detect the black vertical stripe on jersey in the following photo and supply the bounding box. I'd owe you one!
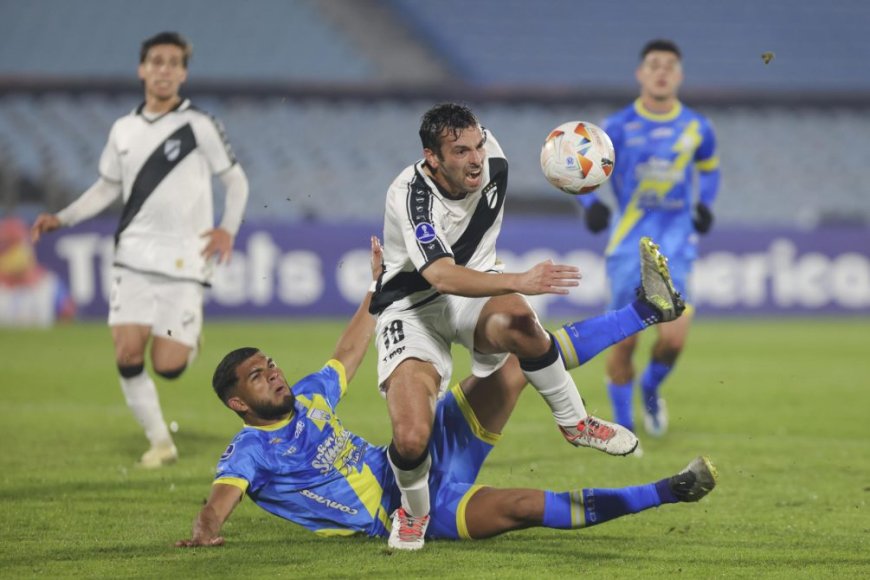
[407,170,450,262]
[369,157,509,315]
[114,123,197,245]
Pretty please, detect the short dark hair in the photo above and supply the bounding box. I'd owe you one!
[212,347,259,404]
[419,103,479,154]
[640,39,682,61]
[140,31,192,67]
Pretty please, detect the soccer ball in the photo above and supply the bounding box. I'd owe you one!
[540,121,615,194]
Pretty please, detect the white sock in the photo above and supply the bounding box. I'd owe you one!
[119,371,172,447]
[523,357,587,427]
[388,452,432,518]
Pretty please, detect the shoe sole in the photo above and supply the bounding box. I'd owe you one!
[686,455,718,500]
[639,237,685,322]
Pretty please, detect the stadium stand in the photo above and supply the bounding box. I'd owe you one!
[386,0,870,93]
[0,0,868,227]
[1,93,868,226]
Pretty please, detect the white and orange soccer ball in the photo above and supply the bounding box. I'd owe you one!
[540,121,615,194]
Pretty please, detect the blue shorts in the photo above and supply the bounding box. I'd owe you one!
[425,385,500,540]
[607,254,692,311]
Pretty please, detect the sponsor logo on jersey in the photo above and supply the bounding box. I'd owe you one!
[293,420,305,439]
[220,443,235,460]
[312,428,354,475]
[269,437,283,445]
[308,408,331,422]
[414,223,436,243]
[650,127,674,140]
[300,489,359,515]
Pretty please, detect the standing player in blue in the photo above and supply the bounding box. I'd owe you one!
[175,237,716,549]
[575,39,721,438]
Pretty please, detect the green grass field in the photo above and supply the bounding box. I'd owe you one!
[1,318,868,578]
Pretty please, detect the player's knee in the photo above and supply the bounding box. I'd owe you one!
[154,365,187,380]
[502,312,548,355]
[391,425,431,461]
[117,363,144,378]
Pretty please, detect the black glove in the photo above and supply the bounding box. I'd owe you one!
[584,200,611,234]
[693,202,714,234]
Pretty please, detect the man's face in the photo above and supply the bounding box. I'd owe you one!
[138,44,187,102]
[424,125,487,196]
[636,50,683,101]
[231,352,295,421]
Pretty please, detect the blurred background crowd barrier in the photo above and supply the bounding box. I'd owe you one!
[1,0,868,318]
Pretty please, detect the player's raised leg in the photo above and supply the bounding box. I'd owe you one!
[463,456,717,539]
[475,295,637,456]
[553,237,685,434]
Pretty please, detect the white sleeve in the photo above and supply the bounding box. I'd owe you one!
[196,114,237,175]
[56,177,122,227]
[98,123,122,183]
[217,164,249,236]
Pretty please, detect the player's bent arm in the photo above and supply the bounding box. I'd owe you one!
[217,164,249,236]
[176,482,243,547]
[422,257,580,297]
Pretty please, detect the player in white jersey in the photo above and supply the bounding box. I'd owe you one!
[31,32,249,468]
[370,103,637,550]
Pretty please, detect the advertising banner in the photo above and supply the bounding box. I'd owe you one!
[35,217,870,319]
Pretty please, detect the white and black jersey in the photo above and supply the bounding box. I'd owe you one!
[100,99,238,284]
[370,130,509,314]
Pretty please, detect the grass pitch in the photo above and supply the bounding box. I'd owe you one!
[1,317,868,578]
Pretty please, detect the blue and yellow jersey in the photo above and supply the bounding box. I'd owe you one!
[214,360,397,537]
[596,99,720,262]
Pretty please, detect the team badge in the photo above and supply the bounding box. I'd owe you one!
[164,138,181,162]
[220,444,235,460]
[415,223,436,243]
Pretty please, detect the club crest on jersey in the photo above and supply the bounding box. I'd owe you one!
[220,444,235,460]
[482,181,499,209]
[415,223,436,243]
[164,138,181,161]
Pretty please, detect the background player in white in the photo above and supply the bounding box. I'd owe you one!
[370,103,637,550]
[31,31,249,468]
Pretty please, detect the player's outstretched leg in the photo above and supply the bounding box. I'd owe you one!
[553,236,685,371]
[463,456,718,538]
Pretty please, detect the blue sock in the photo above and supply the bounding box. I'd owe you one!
[631,298,662,327]
[543,481,677,529]
[607,381,634,432]
[543,490,586,529]
[641,361,672,414]
[583,481,676,527]
[553,304,646,370]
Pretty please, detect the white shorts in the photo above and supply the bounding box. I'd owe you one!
[375,293,510,394]
[108,266,204,348]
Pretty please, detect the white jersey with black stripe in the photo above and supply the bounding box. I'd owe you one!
[99,98,237,283]
[371,129,509,314]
